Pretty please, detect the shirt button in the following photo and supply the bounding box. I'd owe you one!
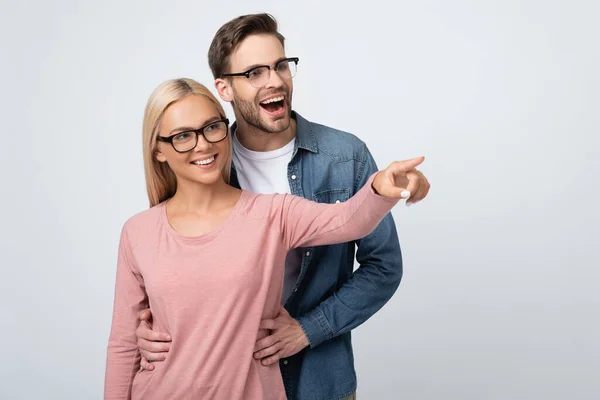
[335,200,341,204]
[291,175,297,180]
[305,251,311,257]
[283,360,288,365]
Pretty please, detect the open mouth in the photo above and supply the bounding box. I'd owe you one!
[259,95,285,115]
[190,154,217,168]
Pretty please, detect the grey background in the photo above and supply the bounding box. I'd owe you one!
[1,0,598,399]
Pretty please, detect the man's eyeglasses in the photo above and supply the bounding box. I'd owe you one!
[156,118,229,153]
[220,57,299,88]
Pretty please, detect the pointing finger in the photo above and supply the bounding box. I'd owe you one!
[391,156,425,173]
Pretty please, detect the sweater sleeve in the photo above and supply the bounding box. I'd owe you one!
[104,223,148,400]
[278,172,400,250]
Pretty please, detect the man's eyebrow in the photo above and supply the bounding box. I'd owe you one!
[168,116,222,136]
[241,57,288,72]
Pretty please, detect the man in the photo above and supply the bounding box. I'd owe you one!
[134,13,430,400]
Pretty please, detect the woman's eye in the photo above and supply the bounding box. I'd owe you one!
[174,132,192,142]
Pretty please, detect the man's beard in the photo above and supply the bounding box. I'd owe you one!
[232,87,293,134]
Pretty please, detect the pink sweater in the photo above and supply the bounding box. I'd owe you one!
[104,173,398,400]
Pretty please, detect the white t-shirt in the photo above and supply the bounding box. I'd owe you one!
[232,135,302,304]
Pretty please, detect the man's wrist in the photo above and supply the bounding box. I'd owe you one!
[294,321,310,348]
[296,308,333,349]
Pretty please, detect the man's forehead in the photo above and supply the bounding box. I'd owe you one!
[230,34,285,69]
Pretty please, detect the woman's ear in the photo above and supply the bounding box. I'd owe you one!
[155,147,167,162]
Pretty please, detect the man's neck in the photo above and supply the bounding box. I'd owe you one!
[235,115,297,152]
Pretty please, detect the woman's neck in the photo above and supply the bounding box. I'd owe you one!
[167,178,238,215]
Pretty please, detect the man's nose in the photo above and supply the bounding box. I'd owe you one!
[264,68,285,89]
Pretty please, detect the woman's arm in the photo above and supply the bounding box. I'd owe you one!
[279,157,424,250]
[104,224,148,400]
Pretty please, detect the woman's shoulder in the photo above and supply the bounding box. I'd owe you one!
[121,203,165,237]
[236,190,292,219]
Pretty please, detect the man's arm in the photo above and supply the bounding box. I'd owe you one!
[295,143,403,348]
[135,309,171,371]
[254,144,429,364]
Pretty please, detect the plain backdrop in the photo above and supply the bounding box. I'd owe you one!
[1,0,598,399]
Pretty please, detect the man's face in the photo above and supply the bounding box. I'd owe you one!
[226,34,293,134]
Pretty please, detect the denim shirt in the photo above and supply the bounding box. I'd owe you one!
[229,112,403,400]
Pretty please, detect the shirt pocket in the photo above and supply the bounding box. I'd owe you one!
[312,188,350,204]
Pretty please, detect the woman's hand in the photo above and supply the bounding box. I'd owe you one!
[372,156,427,200]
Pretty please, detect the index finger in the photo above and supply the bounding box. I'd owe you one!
[259,319,277,331]
[137,323,171,342]
[391,156,425,173]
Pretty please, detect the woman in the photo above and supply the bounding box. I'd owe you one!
[104,78,422,400]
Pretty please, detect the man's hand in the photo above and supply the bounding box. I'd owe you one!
[253,306,309,366]
[136,309,171,371]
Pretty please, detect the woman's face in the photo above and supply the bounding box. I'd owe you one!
[155,94,230,187]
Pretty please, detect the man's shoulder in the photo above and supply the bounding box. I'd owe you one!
[298,113,368,161]
[311,120,366,154]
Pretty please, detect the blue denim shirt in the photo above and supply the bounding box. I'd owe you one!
[230,112,403,400]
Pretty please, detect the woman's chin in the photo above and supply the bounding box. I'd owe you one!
[179,170,224,187]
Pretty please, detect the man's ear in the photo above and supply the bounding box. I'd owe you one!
[215,78,234,102]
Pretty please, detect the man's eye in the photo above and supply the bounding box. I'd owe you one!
[249,68,265,78]
[277,62,290,71]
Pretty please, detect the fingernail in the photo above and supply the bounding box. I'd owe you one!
[401,190,411,199]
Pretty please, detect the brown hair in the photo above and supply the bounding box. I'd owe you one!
[142,78,232,207]
[208,13,285,79]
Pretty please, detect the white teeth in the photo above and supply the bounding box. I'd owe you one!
[260,96,284,104]
[192,156,215,165]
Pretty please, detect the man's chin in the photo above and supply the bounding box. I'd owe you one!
[259,115,290,134]
[265,121,290,134]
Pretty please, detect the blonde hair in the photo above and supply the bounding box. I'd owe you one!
[142,78,232,207]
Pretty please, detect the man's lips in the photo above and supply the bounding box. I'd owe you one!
[259,94,287,117]
[259,94,285,105]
